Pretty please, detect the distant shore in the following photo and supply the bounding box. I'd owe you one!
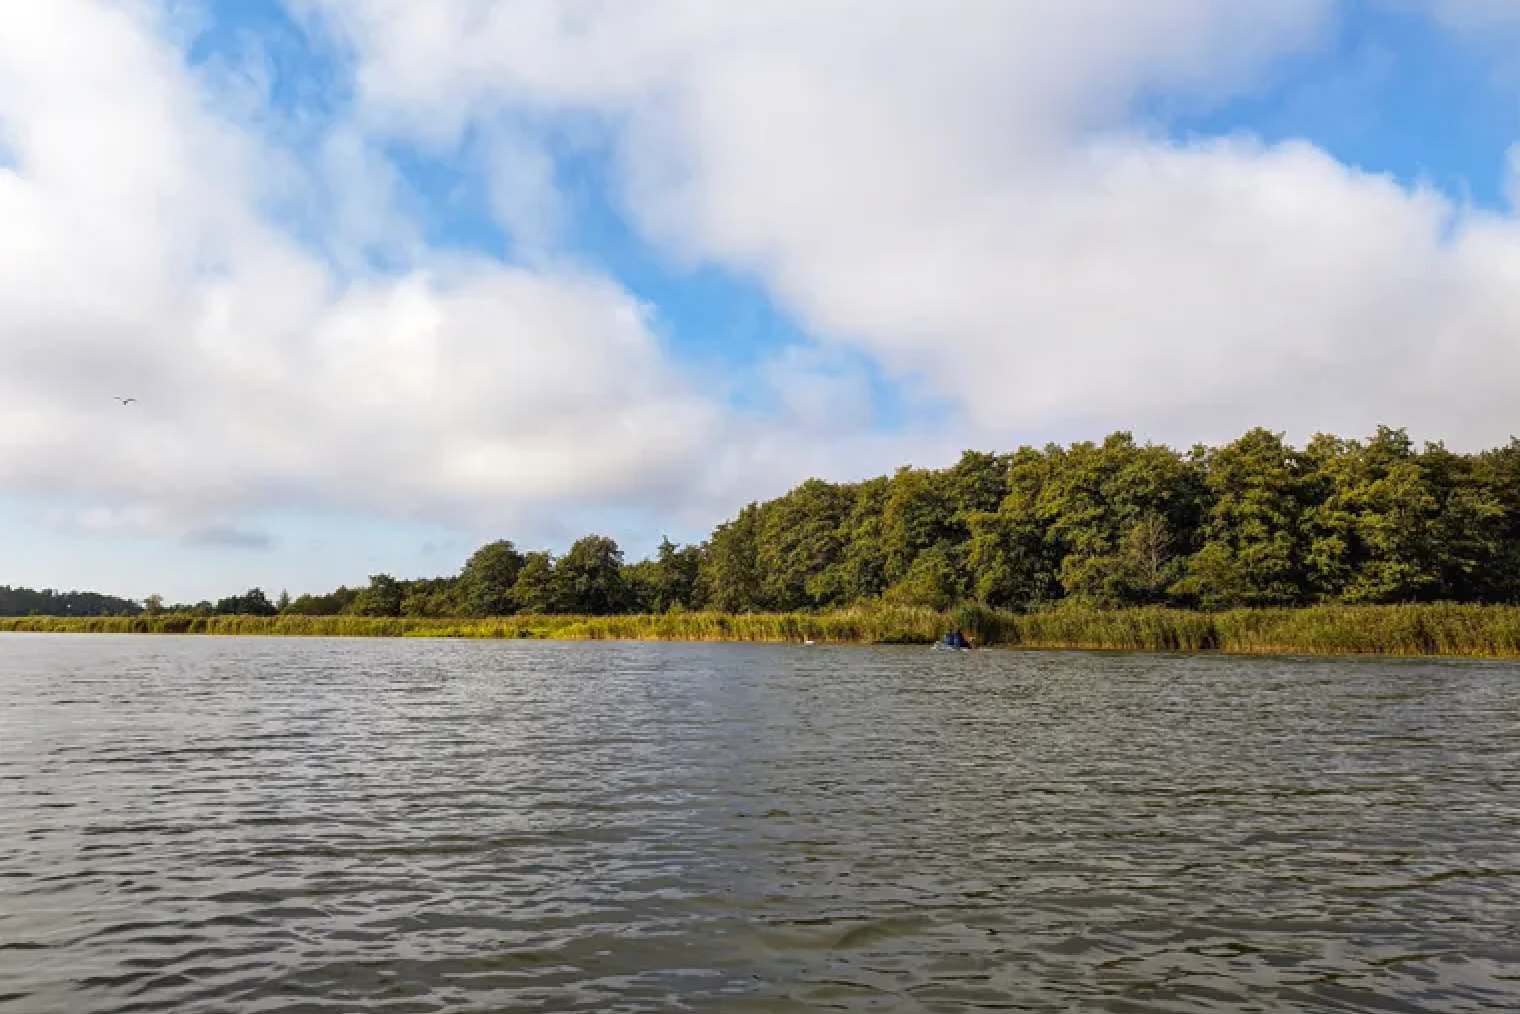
[4,603,1520,658]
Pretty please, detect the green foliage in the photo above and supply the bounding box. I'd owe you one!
[883,543,963,610]
[353,574,405,617]
[7,604,1520,658]
[400,577,460,618]
[513,551,561,614]
[1179,428,1309,607]
[965,509,1056,610]
[557,535,629,614]
[815,477,890,604]
[756,479,850,609]
[9,424,1520,632]
[458,540,524,616]
[700,505,762,612]
[636,537,702,613]
[214,588,277,617]
[0,586,142,617]
[880,467,958,585]
[283,586,359,616]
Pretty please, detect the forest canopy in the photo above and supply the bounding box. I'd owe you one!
[7,426,1520,618]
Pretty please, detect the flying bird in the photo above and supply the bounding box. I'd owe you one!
[114,396,136,406]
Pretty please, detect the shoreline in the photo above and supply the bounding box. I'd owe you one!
[4,604,1520,659]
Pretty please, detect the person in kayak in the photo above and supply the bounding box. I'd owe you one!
[942,628,971,649]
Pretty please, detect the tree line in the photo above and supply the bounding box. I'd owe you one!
[0,586,143,618]
[7,426,1520,619]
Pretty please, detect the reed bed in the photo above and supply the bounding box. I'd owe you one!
[5,603,1520,658]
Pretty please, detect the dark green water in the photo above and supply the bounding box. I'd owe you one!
[1,635,1517,1012]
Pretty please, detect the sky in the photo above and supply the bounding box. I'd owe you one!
[3,0,1520,603]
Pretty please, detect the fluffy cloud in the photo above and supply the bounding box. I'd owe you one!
[5,0,1520,553]
[309,0,1520,451]
[1,1,923,543]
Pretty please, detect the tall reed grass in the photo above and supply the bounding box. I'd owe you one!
[4,603,1520,657]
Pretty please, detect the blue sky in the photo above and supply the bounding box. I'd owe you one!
[2,0,1520,602]
[1156,0,1520,208]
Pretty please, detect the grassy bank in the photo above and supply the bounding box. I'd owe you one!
[4,603,1520,658]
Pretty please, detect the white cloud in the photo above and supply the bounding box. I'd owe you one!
[0,0,919,545]
[481,124,566,257]
[306,0,1520,452]
[6,0,1520,562]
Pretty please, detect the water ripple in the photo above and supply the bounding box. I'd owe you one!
[2,635,1518,1011]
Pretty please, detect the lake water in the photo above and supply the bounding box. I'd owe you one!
[1,635,1517,1013]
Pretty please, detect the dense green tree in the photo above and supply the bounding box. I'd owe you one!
[402,577,461,617]
[214,588,277,616]
[641,537,702,612]
[1301,428,1488,603]
[513,551,561,614]
[17,424,1520,620]
[880,467,959,589]
[458,540,525,616]
[814,478,890,604]
[1176,428,1308,608]
[284,586,360,615]
[756,479,850,609]
[1016,434,1204,606]
[966,510,1055,609]
[700,505,762,612]
[621,558,657,614]
[0,586,143,617]
[1474,438,1520,601]
[883,542,963,610]
[1418,440,1508,603]
[557,535,629,614]
[963,446,1057,609]
[353,574,405,617]
[946,450,1013,521]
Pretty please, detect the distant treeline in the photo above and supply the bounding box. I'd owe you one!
[7,425,1520,619]
[0,586,143,618]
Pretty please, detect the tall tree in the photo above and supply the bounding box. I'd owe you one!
[1176,428,1308,608]
[513,552,561,614]
[961,447,1052,608]
[1474,438,1520,601]
[700,505,762,612]
[557,535,629,614]
[214,588,278,616]
[880,466,960,591]
[645,537,702,612]
[354,574,405,617]
[756,478,850,610]
[1015,434,1203,606]
[459,540,525,616]
[815,478,889,604]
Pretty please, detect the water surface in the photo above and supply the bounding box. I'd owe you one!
[2,635,1517,1012]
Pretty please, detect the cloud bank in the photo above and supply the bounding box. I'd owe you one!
[2,0,1518,548]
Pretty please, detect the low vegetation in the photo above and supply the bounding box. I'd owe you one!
[5,603,1520,658]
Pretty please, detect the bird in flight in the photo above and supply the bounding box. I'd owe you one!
[114,396,136,406]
